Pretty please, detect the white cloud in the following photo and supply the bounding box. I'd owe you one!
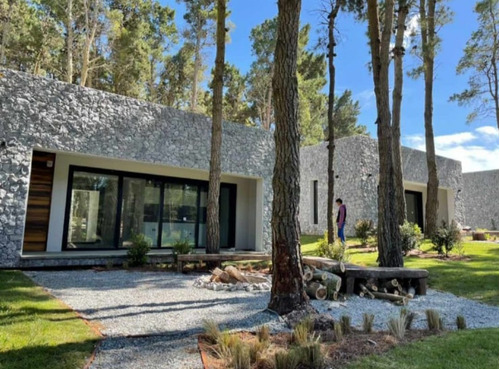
[475,125,499,136]
[403,128,499,172]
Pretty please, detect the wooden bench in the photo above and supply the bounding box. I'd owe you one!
[177,253,271,273]
[344,266,429,296]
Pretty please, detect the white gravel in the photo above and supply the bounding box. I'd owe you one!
[25,270,499,369]
[313,289,499,331]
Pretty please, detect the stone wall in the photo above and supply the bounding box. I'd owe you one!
[463,170,499,230]
[299,135,465,236]
[0,69,274,267]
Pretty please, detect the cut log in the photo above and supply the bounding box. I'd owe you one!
[393,290,400,296]
[321,272,342,292]
[242,275,268,284]
[359,292,365,298]
[407,287,416,299]
[366,278,379,292]
[225,266,248,283]
[305,282,327,300]
[372,291,408,305]
[330,291,338,301]
[303,269,314,282]
[212,267,234,283]
[384,279,399,289]
[358,283,375,299]
[302,256,346,274]
[312,270,328,281]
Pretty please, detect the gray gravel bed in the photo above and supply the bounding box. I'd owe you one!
[312,289,499,331]
[90,335,202,369]
[25,270,285,337]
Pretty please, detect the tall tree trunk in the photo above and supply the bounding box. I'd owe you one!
[268,0,308,315]
[392,1,408,226]
[80,0,98,87]
[191,29,202,112]
[0,0,14,66]
[420,0,439,237]
[326,2,341,244]
[264,64,274,130]
[367,0,403,267]
[206,0,226,260]
[487,0,499,127]
[66,0,73,84]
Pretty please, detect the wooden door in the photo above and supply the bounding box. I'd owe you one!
[23,151,56,252]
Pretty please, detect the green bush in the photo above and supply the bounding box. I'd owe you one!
[400,221,422,255]
[354,219,375,246]
[126,234,151,267]
[317,233,350,262]
[432,221,462,256]
[172,239,192,262]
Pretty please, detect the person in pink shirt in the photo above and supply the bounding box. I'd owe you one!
[336,198,346,247]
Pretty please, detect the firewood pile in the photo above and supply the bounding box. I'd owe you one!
[193,265,271,292]
[210,265,268,285]
[302,257,417,306]
[353,278,416,306]
[302,259,346,301]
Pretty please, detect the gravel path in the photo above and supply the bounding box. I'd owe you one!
[25,270,499,368]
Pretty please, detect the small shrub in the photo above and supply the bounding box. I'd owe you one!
[332,321,343,341]
[387,315,406,340]
[456,315,467,330]
[355,219,375,246]
[293,343,325,369]
[202,319,221,344]
[293,319,311,346]
[126,233,151,267]
[432,221,462,256]
[105,260,114,269]
[363,313,375,333]
[400,221,422,255]
[400,308,416,330]
[257,325,270,342]
[122,261,129,269]
[317,233,350,262]
[231,340,251,369]
[274,350,299,369]
[425,309,443,331]
[340,315,352,334]
[172,239,192,262]
[248,339,267,364]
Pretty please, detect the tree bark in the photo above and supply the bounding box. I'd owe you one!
[80,0,99,87]
[66,0,73,84]
[268,0,308,315]
[420,0,439,237]
[367,0,403,267]
[206,0,226,261]
[264,64,274,130]
[487,0,499,127]
[0,0,14,66]
[191,25,202,112]
[327,2,342,244]
[392,1,409,226]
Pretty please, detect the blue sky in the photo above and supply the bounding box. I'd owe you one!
[162,0,499,172]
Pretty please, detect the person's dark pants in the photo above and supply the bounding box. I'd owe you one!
[337,223,345,244]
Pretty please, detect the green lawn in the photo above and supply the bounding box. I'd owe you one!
[0,270,100,369]
[301,235,499,305]
[346,328,499,369]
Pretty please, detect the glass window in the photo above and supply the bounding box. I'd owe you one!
[67,172,118,249]
[161,183,198,247]
[120,178,161,247]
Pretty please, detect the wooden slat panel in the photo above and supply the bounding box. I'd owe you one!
[23,151,56,252]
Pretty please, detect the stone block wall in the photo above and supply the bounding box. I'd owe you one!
[0,69,274,267]
[463,170,499,230]
[299,135,465,236]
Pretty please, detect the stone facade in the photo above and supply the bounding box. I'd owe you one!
[0,69,274,268]
[299,135,465,236]
[462,170,499,230]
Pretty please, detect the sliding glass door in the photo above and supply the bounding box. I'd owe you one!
[66,171,118,249]
[64,166,236,250]
[162,183,198,247]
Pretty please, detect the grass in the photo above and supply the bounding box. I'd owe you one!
[301,235,499,305]
[345,328,499,369]
[0,270,101,369]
